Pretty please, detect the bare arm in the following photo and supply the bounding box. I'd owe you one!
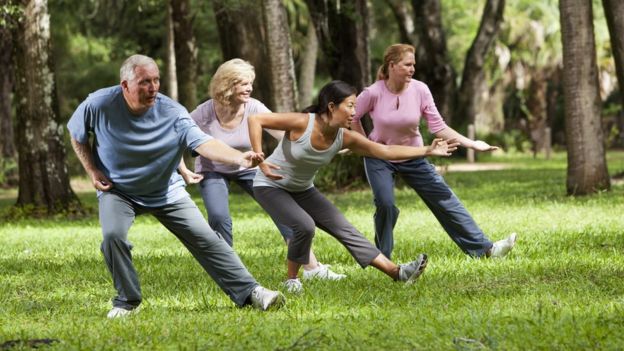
[343,130,458,159]
[70,138,112,191]
[435,126,499,152]
[193,139,263,169]
[248,112,308,179]
[177,158,203,185]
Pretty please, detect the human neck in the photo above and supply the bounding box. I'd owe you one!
[385,77,408,95]
[214,101,244,123]
[123,94,148,116]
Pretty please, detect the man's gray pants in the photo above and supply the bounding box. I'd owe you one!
[99,192,258,310]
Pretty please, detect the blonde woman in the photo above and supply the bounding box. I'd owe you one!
[182,59,344,280]
[352,43,516,259]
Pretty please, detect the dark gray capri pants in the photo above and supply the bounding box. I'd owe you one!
[253,186,381,267]
[99,191,258,309]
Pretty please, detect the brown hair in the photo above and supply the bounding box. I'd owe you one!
[376,44,415,81]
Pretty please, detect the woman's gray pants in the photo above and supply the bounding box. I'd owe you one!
[253,186,380,267]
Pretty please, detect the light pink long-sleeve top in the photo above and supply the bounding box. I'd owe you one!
[354,79,448,148]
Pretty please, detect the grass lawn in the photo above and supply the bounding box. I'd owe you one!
[1,151,623,350]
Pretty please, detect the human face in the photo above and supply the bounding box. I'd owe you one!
[389,52,415,84]
[329,94,356,129]
[231,79,253,105]
[122,63,160,115]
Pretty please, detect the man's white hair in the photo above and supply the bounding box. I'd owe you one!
[120,54,157,82]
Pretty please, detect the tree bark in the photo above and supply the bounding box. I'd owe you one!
[262,0,298,112]
[305,0,371,92]
[384,0,417,46]
[602,0,624,110]
[12,0,80,213]
[0,23,15,159]
[412,0,457,122]
[298,21,318,109]
[171,0,197,110]
[212,0,272,108]
[165,1,178,101]
[455,0,505,127]
[560,0,610,195]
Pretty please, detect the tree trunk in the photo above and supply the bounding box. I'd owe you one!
[165,1,178,101]
[171,0,197,110]
[527,69,549,157]
[12,0,80,213]
[298,21,318,109]
[560,0,610,195]
[602,0,624,110]
[384,0,417,46]
[212,0,272,108]
[305,0,371,92]
[1,23,15,159]
[412,0,457,122]
[262,0,298,112]
[455,0,505,128]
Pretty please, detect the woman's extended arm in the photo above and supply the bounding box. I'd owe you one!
[343,130,458,159]
[435,127,499,152]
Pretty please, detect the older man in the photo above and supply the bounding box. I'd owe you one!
[67,54,284,318]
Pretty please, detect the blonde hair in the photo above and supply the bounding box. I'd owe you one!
[120,54,157,82]
[209,58,256,105]
[376,44,415,81]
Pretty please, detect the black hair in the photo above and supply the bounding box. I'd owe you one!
[302,80,357,114]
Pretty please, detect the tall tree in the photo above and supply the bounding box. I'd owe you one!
[212,0,272,108]
[411,0,457,122]
[298,20,318,109]
[0,21,15,161]
[12,0,80,213]
[560,0,610,195]
[171,0,197,110]
[262,0,298,112]
[602,0,624,111]
[165,1,178,101]
[305,0,371,92]
[455,0,505,128]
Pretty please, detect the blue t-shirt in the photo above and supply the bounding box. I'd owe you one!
[67,86,212,207]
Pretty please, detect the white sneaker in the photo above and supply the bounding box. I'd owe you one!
[250,286,285,311]
[302,263,346,280]
[106,306,136,319]
[488,233,517,258]
[283,278,303,293]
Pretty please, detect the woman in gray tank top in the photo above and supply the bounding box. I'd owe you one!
[179,59,345,280]
[249,80,458,293]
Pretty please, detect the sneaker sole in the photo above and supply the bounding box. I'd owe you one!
[406,254,428,285]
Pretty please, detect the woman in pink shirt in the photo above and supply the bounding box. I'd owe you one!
[352,44,516,259]
[180,59,344,280]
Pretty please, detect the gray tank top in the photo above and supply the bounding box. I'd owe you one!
[253,113,344,192]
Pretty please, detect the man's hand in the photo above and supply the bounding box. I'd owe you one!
[90,169,113,191]
[472,140,499,152]
[238,151,265,168]
[179,169,203,185]
[259,161,284,180]
[427,138,459,157]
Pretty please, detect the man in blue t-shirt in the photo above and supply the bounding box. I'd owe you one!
[67,54,285,318]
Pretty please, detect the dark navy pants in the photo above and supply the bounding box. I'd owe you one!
[363,157,493,259]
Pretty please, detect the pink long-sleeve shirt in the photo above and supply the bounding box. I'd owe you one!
[354,79,448,148]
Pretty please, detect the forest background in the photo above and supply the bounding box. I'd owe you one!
[0,0,622,214]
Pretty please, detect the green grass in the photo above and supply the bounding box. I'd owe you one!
[1,151,624,350]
